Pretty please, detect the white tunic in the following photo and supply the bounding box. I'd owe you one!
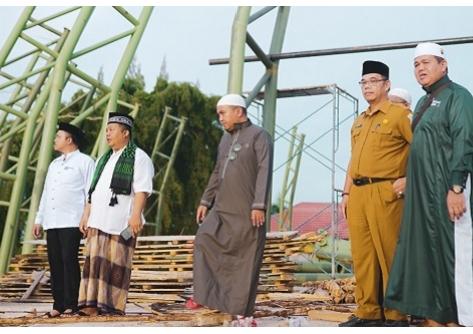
[35,150,95,230]
[87,146,154,235]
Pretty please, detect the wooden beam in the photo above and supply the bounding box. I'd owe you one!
[20,270,46,300]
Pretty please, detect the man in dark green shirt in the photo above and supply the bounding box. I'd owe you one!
[385,42,473,326]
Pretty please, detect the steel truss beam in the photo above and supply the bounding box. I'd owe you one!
[0,6,154,273]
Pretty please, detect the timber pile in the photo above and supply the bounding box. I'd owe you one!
[0,231,326,302]
[300,277,356,304]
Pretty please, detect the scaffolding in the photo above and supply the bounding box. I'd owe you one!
[211,6,473,278]
[277,127,305,231]
[146,106,188,235]
[0,6,153,274]
[255,85,358,278]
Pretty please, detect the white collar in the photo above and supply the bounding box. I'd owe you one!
[112,146,126,157]
[61,149,79,162]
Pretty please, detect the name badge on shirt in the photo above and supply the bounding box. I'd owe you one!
[431,99,442,107]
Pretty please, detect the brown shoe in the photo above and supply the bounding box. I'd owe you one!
[418,319,445,327]
[78,307,99,316]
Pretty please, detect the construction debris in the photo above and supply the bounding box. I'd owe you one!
[0,231,355,326]
[0,232,327,302]
[308,309,352,322]
[301,277,356,304]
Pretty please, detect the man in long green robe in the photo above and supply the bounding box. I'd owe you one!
[385,42,473,326]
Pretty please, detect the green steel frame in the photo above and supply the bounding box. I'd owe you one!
[146,106,187,235]
[277,127,305,231]
[226,6,291,232]
[0,6,153,274]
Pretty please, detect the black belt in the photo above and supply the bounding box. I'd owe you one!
[353,177,394,186]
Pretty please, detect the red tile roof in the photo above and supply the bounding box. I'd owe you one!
[270,202,349,239]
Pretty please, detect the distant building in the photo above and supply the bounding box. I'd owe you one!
[270,202,349,239]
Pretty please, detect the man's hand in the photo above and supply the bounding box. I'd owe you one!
[79,203,91,238]
[196,205,208,224]
[447,190,466,221]
[79,216,88,238]
[128,214,142,238]
[341,195,349,220]
[33,224,42,239]
[251,210,265,227]
[393,177,407,198]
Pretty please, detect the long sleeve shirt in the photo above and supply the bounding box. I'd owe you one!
[200,120,273,215]
[35,150,95,230]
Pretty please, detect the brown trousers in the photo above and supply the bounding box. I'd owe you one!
[347,181,406,321]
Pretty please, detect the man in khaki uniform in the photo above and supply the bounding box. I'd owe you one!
[339,61,412,327]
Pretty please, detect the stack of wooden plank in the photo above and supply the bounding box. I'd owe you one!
[0,231,325,302]
[300,277,356,304]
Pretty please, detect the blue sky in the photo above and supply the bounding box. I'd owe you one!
[1,6,473,203]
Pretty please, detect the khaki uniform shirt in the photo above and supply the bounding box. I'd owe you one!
[350,100,412,179]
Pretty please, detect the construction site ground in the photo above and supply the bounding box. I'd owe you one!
[0,233,356,327]
[0,301,344,327]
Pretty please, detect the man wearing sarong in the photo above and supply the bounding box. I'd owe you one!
[339,61,412,327]
[33,123,94,318]
[385,42,473,327]
[192,94,273,326]
[78,112,154,316]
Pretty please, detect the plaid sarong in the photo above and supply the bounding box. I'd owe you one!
[78,228,136,314]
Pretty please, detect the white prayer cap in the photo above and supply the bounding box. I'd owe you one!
[216,94,246,108]
[414,42,445,60]
[389,88,412,105]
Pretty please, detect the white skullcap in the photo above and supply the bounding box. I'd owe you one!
[216,94,246,108]
[414,42,445,60]
[389,88,412,105]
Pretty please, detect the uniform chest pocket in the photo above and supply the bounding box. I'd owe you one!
[351,127,362,145]
[372,126,395,147]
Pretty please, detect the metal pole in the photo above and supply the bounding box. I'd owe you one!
[209,35,473,65]
[97,7,153,155]
[245,71,271,107]
[0,77,53,274]
[330,89,340,279]
[278,127,296,231]
[24,7,81,30]
[151,106,170,162]
[0,7,34,67]
[0,52,42,173]
[263,6,290,231]
[156,117,187,234]
[227,6,251,93]
[248,6,276,24]
[21,7,94,254]
[288,133,305,231]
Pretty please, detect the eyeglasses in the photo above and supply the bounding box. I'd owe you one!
[358,79,387,87]
[228,143,242,161]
